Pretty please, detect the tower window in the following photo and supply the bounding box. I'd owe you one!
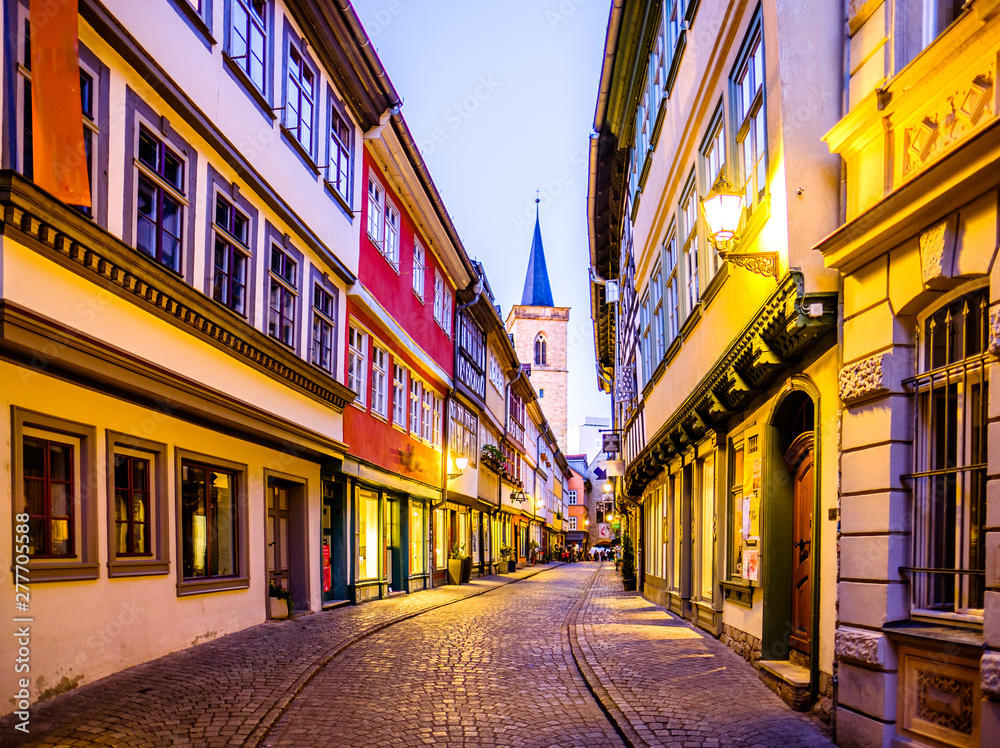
[534,334,547,366]
[539,388,545,398]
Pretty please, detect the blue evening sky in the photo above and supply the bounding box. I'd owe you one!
[352,0,612,456]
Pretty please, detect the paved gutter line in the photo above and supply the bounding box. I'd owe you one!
[246,563,565,748]
[566,565,648,748]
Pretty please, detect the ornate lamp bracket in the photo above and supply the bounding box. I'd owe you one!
[719,251,779,278]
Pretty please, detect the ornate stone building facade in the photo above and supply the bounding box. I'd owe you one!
[818,1,1000,745]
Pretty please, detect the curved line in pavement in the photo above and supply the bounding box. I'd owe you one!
[249,563,567,747]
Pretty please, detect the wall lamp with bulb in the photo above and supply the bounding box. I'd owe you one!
[447,456,469,480]
[701,173,777,278]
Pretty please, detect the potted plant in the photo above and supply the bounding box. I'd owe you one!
[480,444,507,476]
[528,539,540,564]
[499,544,516,573]
[269,581,292,619]
[620,534,637,591]
[448,542,468,585]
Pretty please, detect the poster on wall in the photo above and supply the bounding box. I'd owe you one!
[748,492,760,541]
[742,497,751,539]
[744,548,759,582]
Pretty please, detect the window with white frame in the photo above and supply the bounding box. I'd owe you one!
[651,260,665,363]
[366,172,383,244]
[650,16,665,110]
[284,41,315,155]
[229,0,267,94]
[732,16,766,213]
[347,325,367,406]
[371,345,388,418]
[567,490,577,506]
[663,232,680,343]
[421,386,433,443]
[680,172,700,311]
[489,349,504,392]
[700,107,726,279]
[383,200,400,268]
[450,401,478,466]
[433,271,452,336]
[909,289,988,619]
[640,288,653,383]
[568,516,577,531]
[327,103,351,202]
[433,392,442,448]
[392,363,408,426]
[665,0,687,74]
[409,377,422,436]
[412,240,425,299]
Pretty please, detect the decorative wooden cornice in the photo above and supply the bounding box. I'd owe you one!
[622,271,837,499]
[0,171,356,412]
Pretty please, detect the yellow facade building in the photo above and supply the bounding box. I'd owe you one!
[588,0,843,719]
[818,1,1000,745]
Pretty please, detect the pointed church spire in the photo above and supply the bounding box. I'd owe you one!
[520,198,555,307]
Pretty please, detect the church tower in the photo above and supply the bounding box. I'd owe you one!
[506,200,570,453]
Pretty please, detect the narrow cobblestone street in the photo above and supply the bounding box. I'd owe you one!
[2,563,834,747]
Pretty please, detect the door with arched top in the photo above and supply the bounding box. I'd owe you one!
[785,432,814,655]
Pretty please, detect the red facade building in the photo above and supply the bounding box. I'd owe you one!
[337,134,476,601]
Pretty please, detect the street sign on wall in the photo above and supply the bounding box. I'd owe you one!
[601,432,621,454]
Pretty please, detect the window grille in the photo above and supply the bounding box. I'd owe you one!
[905,289,988,619]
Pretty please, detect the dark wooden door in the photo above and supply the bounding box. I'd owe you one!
[786,433,814,655]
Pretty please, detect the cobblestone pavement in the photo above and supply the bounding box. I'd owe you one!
[570,564,834,748]
[2,562,837,747]
[261,564,622,748]
[0,564,558,748]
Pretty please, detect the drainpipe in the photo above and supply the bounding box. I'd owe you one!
[430,280,483,587]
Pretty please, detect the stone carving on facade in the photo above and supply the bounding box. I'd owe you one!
[902,68,995,178]
[919,220,952,286]
[916,670,975,735]
[839,354,888,405]
[988,306,1000,358]
[835,627,885,667]
[983,651,1000,699]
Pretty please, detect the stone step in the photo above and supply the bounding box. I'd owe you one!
[758,659,812,711]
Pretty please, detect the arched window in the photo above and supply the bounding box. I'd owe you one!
[534,334,547,366]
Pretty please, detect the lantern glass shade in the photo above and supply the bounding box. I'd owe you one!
[701,181,744,250]
[603,481,613,493]
[455,456,469,472]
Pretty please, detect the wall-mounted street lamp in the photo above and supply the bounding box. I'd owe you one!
[701,174,777,278]
[602,480,613,494]
[447,456,469,480]
[510,490,529,503]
